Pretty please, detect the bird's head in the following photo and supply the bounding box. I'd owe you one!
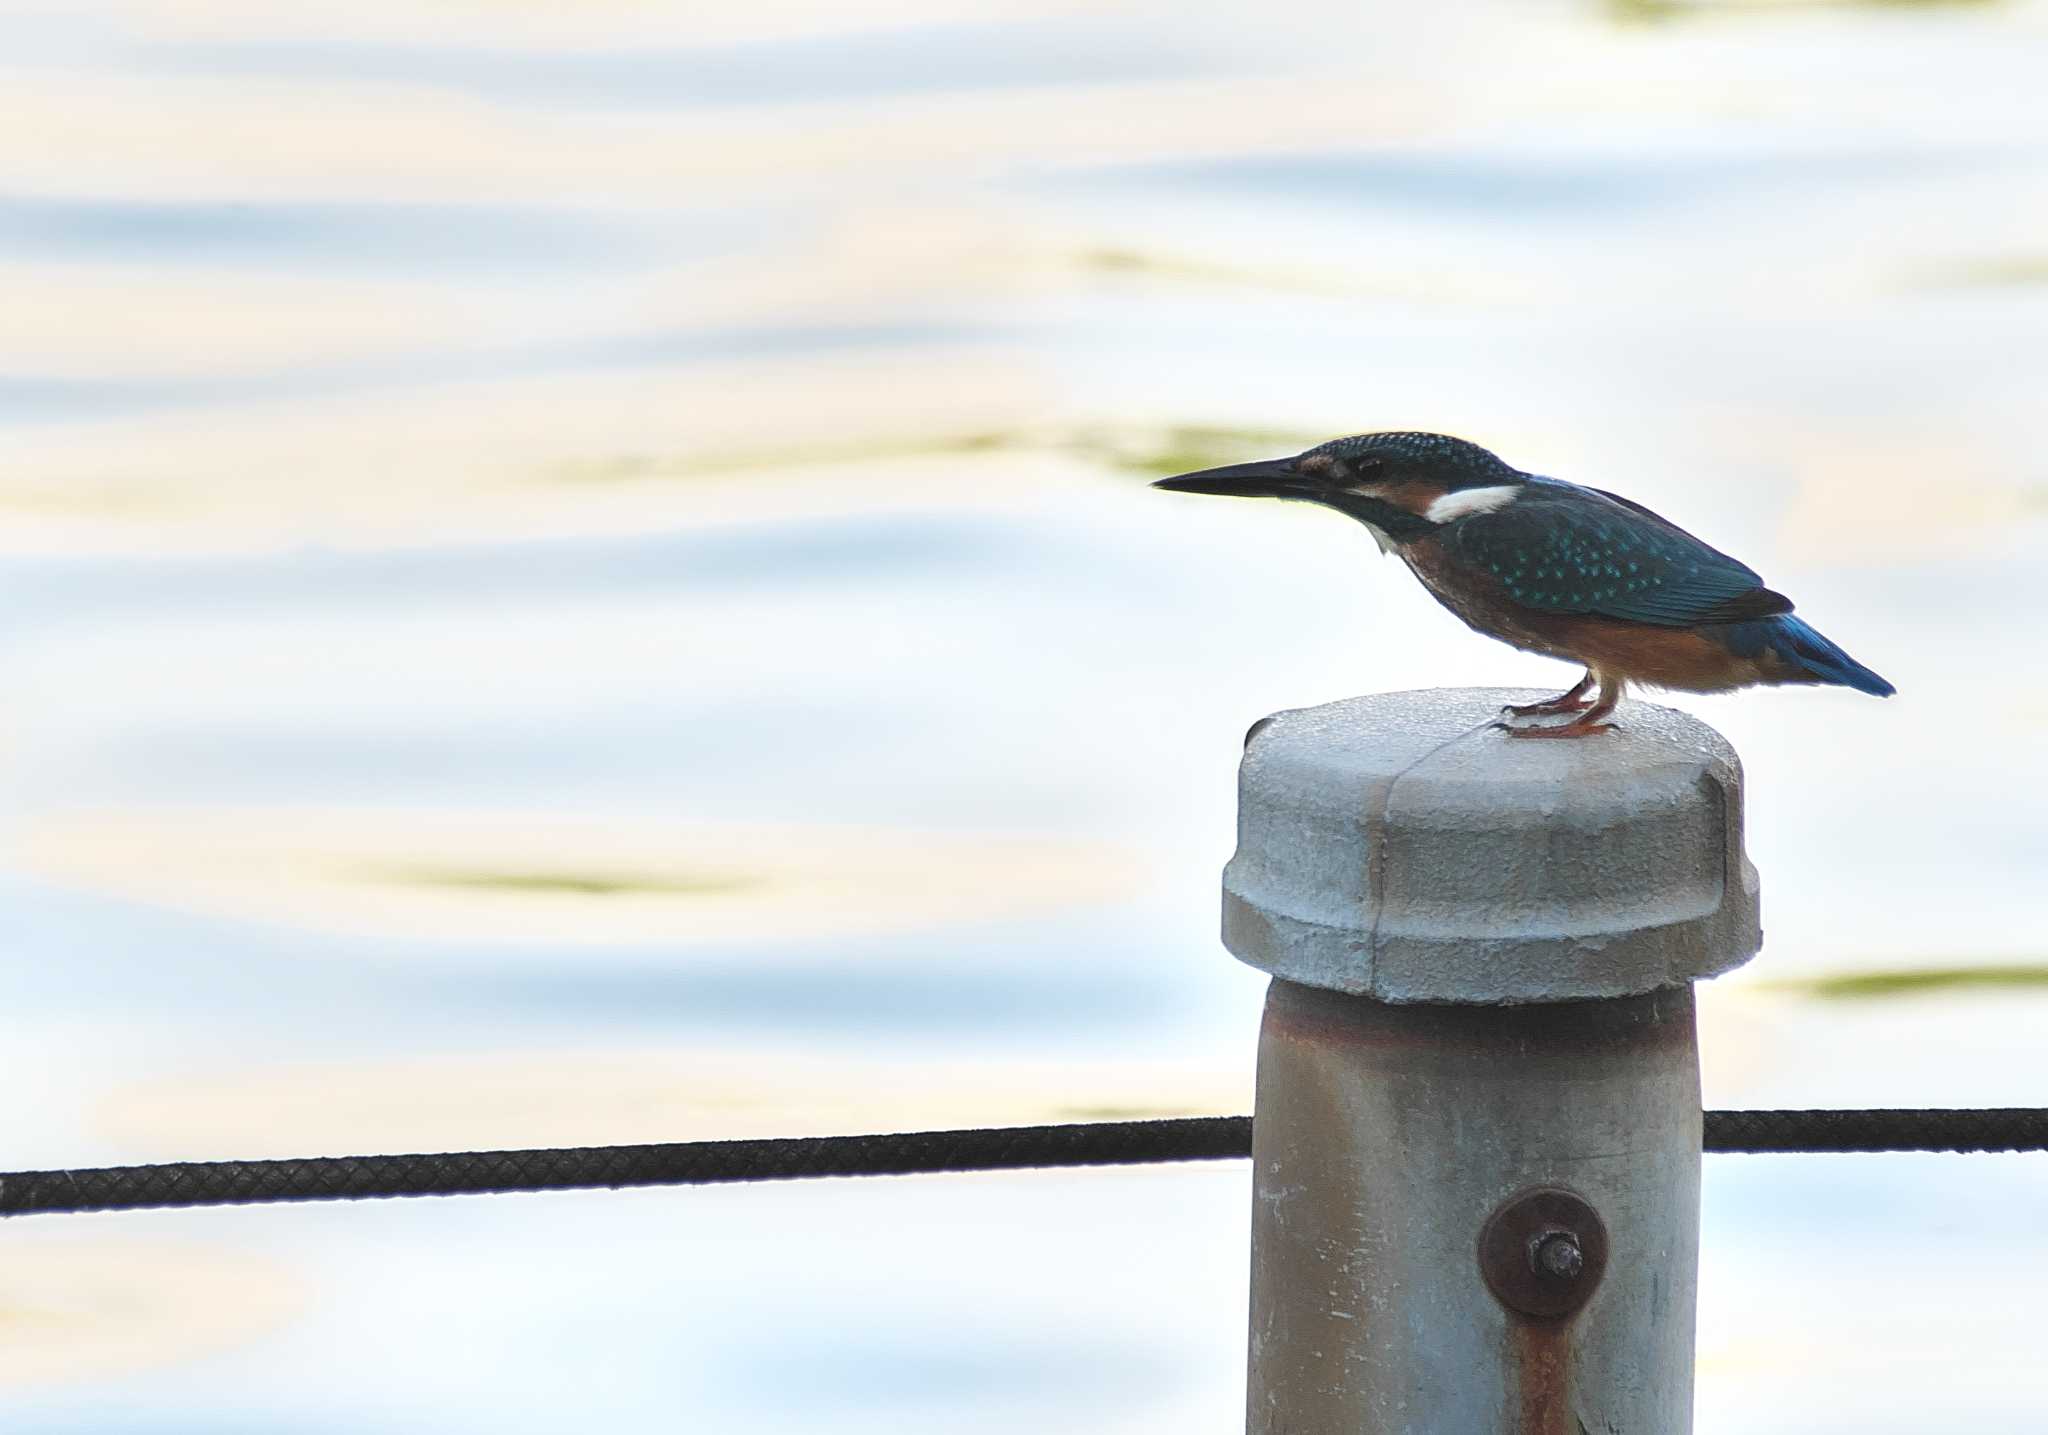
[1152,431,1526,545]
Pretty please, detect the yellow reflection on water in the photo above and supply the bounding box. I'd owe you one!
[0,1238,300,1390]
[0,263,482,378]
[95,1049,1250,1158]
[19,808,1145,945]
[0,352,1064,554]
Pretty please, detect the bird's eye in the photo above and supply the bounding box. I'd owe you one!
[1347,457,1384,480]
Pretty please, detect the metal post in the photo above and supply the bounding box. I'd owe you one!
[1227,688,1760,1435]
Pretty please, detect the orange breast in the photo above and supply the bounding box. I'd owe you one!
[1549,619,1768,693]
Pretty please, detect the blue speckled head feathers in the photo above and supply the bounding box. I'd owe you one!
[1298,432,1523,490]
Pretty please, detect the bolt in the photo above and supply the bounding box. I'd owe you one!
[1482,1190,1605,1319]
[1532,1231,1584,1282]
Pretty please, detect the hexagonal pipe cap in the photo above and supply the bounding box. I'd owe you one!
[1224,688,1761,1004]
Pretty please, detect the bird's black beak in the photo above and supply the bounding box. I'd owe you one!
[1151,458,1313,500]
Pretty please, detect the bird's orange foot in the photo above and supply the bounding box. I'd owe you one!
[1500,674,1595,718]
[1500,717,1616,740]
[1501,697,1593,718]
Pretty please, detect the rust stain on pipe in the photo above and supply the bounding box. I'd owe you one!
[1261,978,1695,1060]
[1509,1318,1573,1435]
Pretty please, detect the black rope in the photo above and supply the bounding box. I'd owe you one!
[0,1117,1252,1218]
[1,1109,2042,1219]
[1703,1107,2048,1154]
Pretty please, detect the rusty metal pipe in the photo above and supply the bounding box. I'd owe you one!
[1225,688,1761,1434]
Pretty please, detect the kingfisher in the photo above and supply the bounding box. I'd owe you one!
[1153,431,1892,737]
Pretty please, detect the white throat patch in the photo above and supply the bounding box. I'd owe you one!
[1424,484,1520,524]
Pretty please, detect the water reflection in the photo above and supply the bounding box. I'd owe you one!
[149,20,1218,107]
[0,0,2045,1429]
[19,809,1142,945]
[0,195,699,271]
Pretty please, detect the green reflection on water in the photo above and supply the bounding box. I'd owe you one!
[540,424,1322,486]
[544,432,1018,485]
[1772,964,2048,999]
[1082,426,1321,478]
[1910,255,2048,289]
[358,863,765,899]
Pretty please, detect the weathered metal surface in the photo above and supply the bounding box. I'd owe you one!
[1222,686,1761,1003]
[1246,981,1701,1434]
[1233,688,1757,1433]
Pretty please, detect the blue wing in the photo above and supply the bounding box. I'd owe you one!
[1446,479,1792,627]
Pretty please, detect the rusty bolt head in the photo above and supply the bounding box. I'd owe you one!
[1478,1187,1608,1321]
[1533,1230,1584,1282]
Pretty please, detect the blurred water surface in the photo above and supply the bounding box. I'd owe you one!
[1,0,2047,1429]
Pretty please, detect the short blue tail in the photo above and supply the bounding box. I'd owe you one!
[1723,615,1895,697]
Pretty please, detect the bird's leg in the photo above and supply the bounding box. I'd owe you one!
[1500,672,1595,718]
[1503,674,1620,739]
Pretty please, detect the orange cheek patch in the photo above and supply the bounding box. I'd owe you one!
[1366,480,1449,517]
